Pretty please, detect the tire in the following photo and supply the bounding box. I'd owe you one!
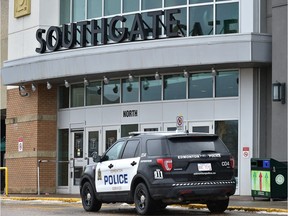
[81,182,102,212]
[207,198,229,213]
[134,183,153,215]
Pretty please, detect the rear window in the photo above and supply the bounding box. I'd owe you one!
[167,136,229,155]
[146,139,163,156]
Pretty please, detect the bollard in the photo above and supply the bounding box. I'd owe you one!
[0,167,8,196]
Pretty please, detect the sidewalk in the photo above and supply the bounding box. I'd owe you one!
[1,194,287,213]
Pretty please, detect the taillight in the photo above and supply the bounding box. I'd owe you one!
[157,158,173,172]
[230,156,235,169]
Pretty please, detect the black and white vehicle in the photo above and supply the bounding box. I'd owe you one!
[80,132,236,215]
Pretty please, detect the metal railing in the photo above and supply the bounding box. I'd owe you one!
[0,167,8,196]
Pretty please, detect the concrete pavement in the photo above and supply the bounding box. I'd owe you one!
[1,194,287,213]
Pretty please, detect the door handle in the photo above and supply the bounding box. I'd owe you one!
[131,161,137,166]
[108,164,114,169]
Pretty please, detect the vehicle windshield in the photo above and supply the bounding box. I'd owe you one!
[167,136,229,155]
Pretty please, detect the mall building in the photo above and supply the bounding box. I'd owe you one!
[1,0,287,195]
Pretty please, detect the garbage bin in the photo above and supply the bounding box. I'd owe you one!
[251,158,287,200]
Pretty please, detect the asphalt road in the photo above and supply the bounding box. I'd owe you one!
[1,199,287,216]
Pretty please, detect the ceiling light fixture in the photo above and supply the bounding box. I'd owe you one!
[128,74,134,82]
[183,69,189,78]
[155,72,160,80]
[47,82,52,90]
[103,76,109,84]
[64,80,70,88]
[19,85,29,97]
[31,83,36,92]
[84,78,89,86]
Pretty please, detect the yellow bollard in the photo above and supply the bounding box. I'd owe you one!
[0,167,8,196]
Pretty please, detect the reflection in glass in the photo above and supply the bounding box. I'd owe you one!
[103,79,120,104]
[216,71,239,97]
[122,78,139,103]
[105,130,117,150]
[190,0,213,4]
[164,74,186,100]
[123,0,139,12]
[216,3,239,34]
[86,81,102,106]
[189,5,213,36]
[121,124,138,137]
[140,76,162,102]
[71,84,84,107]
[142,0,162,10]
[60,0,70,24]
[189,73,213,98]
[58,129,69,186]
[215,120,238,177]
[72,0,85,22]
[74,132,83,158]
[59,86,69,108]
[88,0,102,18]
[104,0,121,16]
[168,8,187,36]
[165,0,187,7]
[88,131,99,157]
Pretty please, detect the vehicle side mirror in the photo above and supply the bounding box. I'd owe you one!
[92,152,101,162]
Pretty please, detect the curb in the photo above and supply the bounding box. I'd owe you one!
[1,196,287,213]
[187,204,288,213]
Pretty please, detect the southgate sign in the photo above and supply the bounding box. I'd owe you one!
[36,9,183,54]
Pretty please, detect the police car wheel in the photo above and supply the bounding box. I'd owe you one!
[81,182,102,212]
[206,198,229,213]
[134,183,153,215]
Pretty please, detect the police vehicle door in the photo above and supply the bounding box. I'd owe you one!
[96,139,140,193]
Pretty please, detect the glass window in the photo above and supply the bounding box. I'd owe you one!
[103,79,120,104]
[140,76,162,102]
[190,0,212,4]
[71,84,84,107]
[164,74,186,100]
[57,129,69,186]
[167,7,187,37]
[59,86,70,108]
[165,0,187,7]
[104,141,125,160]
[72,0,85,22]
[122,78,139,103]
[121,124,139,137]
[60,0,70,24]
[142,0,162,10]
[215,70,239,97]
[215,120,238,177]
[147,139,163,156]
[189,72,213,98]
[88,131,99,157]
[86,81,102,106]
[122,140,140,158]
[88,0,102,18]
[189,5,213,36]
[123,0,139,13]
[216,3,239,34]
[104,0,121,16]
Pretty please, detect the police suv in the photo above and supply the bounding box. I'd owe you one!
[80,132,236,215]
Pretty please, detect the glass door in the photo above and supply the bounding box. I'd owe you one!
[86,127,101,165]
[189,122,214,134]
[70,131,86,193]
[103,126,120,152]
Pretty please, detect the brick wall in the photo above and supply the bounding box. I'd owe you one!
[6,84,57,194]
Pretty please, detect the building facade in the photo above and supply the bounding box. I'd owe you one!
[1,0,287,195]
